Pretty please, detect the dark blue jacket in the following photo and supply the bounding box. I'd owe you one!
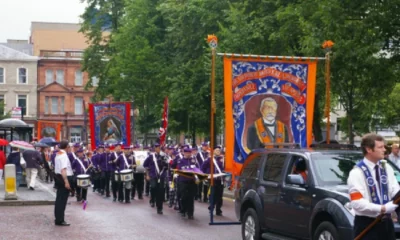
[6,152,23,173]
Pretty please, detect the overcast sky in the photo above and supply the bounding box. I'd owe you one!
[0,0,86,42]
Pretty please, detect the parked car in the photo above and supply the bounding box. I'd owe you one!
[234,146,400,240]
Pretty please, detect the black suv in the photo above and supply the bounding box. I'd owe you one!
[234,147,400,240]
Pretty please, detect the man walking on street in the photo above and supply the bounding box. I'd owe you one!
[54,140,73,226]
[23,149,43,190]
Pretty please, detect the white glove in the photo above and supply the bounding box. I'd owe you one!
[173,174,178,178]
[384,201,398,214]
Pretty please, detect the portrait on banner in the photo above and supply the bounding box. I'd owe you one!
[89,102,131,150]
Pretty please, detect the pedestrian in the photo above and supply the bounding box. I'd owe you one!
[143,143,168,214]
[173,147,198,219]
[348,133,399,240]
[110,143,123,202]
[72,148,89,202]
[6,147,23,188]
[388,144,400,168]
[22,149,43,190]
[54,140,73,226]
[132,145,145,200]
[0,147,6,184]
[201,146,225,216]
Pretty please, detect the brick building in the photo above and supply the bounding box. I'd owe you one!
[37,50,95,142]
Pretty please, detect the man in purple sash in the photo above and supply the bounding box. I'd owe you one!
[201,146,224,216]
[143,144,168,214]
[99,145,111,197]
[348,133,399,240]
[72,149,89,202]
[196,142,209,202]
[110,143,123,202]
[116,146,135,203]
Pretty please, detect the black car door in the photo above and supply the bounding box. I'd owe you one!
[259,153,289,231]
[277,154,313,238]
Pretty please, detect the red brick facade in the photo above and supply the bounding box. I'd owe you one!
[37,50,94,143]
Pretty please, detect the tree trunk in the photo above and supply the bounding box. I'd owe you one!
[348,113,354,144]
[191,121,196,148]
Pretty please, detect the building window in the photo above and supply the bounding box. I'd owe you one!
[0,67,4,84]
[0,95,4,115]
[92,76,99,87]
[75,70,83,86]
[60,97,65,114]
[17,95,27,116]
[18,68,27,84]
[56,70,64,85]
[70,127,82,143]
[45,96,49,114]
[45,69,53,85]
[51,97,58,114]
[74,97,83,115]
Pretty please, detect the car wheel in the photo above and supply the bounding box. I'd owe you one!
[313,221,339,240]
[241,208,261,240]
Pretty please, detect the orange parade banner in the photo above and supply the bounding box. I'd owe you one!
[224,57,317,176]
[37,121,62,140]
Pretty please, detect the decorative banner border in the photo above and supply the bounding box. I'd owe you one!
[89,102,131,150]
[224,57,317,175]
[37,121,62,140]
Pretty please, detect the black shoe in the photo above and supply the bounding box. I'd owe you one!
[157,210,163,215]
[118,199,123,203]
[188,215,194,220]
[29,187,35,190]
[180,212,186,217]
[174,206,179,211]
[150,202,155,208]
[216,212,223,216]
[145,193,149,196]
[106,194,111,198]
[55,221,70,226]
[93,188,96,193]
[126,201,131,204]
[77,198,82,202]
[113,198,117,202]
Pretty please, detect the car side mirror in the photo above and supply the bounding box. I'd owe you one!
[287,174,305,186]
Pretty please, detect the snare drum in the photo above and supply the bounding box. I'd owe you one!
[76,174,91,188]
[120,169,134,182]
[114,171,121,182]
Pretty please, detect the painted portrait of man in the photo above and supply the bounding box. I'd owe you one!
[245,96,292,151]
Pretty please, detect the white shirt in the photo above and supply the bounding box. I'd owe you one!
[55,150,73,176]
[348,157,399,217]
[263,118,275,135]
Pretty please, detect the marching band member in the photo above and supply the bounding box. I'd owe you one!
[348,134,399,240]
[164,146,175,201]
[72,148,90,202]
[90,148,101,193]
[116,146,135,203]
[132,145,145,200]
[168,150,178,208]
[201,146,225,216]
[110,143,123,202]
[197,142,209,202]
[173,147,199,219]
[99,144,111,197]
[67,143,81,197]
[144,146,151,197]
[143,143,168,214]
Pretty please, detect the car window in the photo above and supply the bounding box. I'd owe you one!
[286,155,308,184]
[263,154,286,182]
[241,154,262,178]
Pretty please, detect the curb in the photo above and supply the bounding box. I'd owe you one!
[0,200,55,207]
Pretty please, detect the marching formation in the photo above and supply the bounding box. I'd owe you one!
[50,140,226,225]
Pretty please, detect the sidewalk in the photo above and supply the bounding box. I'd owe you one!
[0,180,56,206]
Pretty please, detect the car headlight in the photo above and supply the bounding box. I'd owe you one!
[344,202,355,216]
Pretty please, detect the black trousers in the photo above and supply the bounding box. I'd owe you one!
[179,181,197,216]
[150,178,165,211]
[76,186,88,201]
[100,171,111,195]
[196,182,203,200]
[354,215,395,240]
[203,182,209,202]
[145,179,150,195]
[54,174,70,223]
[118,181,131,202]
[132,173,144,198]
[68,176,76,196]
[111,173,119,199]
[211,181,224,214]
[165,178,170,200]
